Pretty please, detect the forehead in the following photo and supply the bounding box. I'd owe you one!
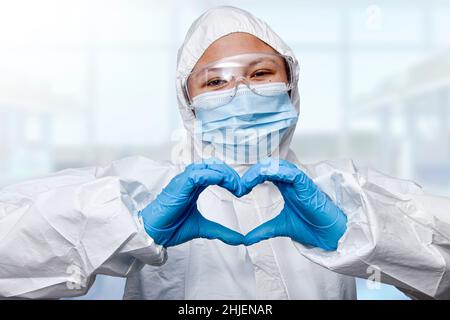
[192,32,279,72]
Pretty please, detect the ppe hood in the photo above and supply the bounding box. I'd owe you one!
[175,6,300,166]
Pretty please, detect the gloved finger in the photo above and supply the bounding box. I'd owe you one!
[276,159,298,169]
[154,167,224,207]
[156,167,240,234]
[185,159,242,195]
[197,215,245,246]
[153,166,241,225]
[188,168,241,195]
[240,162,273,192]
[185,161,209,172]
[158,161,209,197]
[242,163,299,191]
[182,160,235,188]
[244,213,287,246]
[204,162,243,196]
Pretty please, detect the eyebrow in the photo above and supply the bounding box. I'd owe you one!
[248,57,279,67]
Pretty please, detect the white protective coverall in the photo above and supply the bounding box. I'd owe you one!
[1,6,450,300]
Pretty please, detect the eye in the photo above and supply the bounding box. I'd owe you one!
[206,78,228,88]
[251,69,273,78]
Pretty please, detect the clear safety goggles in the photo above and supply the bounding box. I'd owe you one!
[180,52,297,109]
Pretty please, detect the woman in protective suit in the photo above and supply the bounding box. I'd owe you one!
[1,6,449,300]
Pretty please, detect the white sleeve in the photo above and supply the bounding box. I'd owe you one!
[0,162,167,299]
[293,159,450,299]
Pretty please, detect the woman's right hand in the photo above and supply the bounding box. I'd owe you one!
[139,159,245,247]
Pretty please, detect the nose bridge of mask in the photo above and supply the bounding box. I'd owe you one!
[235,84,254,118]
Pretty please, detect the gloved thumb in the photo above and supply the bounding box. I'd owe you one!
[244,213,286,246]
[197,215,245,246]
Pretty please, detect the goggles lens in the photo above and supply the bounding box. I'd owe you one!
[184,53,295,108]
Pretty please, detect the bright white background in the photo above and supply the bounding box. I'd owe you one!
[1,0,450,299]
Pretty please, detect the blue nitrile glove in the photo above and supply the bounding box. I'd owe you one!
[242,159,347,250]
[139,159,245,247]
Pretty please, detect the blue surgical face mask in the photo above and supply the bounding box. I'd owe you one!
[193,83,298,164]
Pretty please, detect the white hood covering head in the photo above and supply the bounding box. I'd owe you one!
[175,6,300,165]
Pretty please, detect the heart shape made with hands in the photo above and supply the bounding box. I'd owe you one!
[139,158,347,250]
